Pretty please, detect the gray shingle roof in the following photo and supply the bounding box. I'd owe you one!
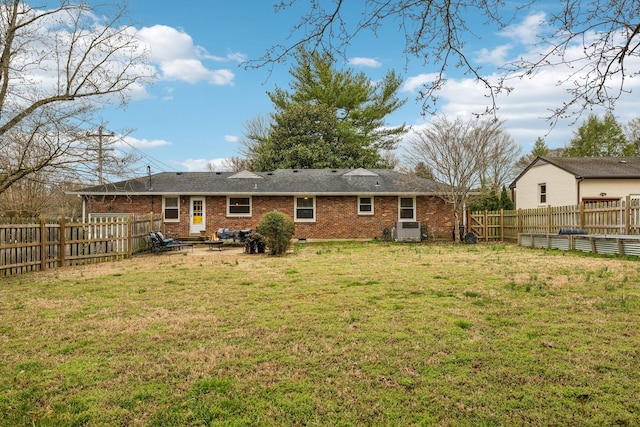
[511,156,640,188]
[539,157,640,178]
[70,168,441,196]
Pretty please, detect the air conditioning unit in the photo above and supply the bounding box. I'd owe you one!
[393,221,421,242]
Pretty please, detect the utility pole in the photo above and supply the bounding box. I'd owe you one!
[86,126,115,185]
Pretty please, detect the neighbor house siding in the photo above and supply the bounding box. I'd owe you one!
[580,179,640,200]
[514,163,578,209]
[85,194,455,240]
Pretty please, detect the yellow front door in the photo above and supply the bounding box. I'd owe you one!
[190,197,206,234]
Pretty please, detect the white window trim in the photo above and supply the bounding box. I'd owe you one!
[294,196,316,222]
[163,196,180,222]
[398,196,416,221]
[227,196,252,217]
[538,183,547,205]
[358,195,374,215]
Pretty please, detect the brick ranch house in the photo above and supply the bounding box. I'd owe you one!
[69,168,456,240]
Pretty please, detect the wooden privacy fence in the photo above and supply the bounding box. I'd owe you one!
[0,213,162,277]
[468,197,640,242]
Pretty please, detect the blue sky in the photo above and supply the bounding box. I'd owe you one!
[94,1,639,175]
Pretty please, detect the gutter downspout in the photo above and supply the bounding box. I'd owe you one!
[576,177,583,204]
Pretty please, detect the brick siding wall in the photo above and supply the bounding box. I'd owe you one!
[85,194,455,240]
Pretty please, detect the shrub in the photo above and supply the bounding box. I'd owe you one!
[258,211,295,255]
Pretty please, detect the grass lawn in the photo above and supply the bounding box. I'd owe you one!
[1,242,639,426]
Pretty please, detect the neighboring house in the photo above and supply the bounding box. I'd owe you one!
[69,168,455,240]
[510,157,640,209]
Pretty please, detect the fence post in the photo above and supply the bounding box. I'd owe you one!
[40,215,47,271]
[127,215,133,257]
[59,216,66,268]
[483,210,488,242]
[625,195,631,235]
[518,209,523,234]
[500,209,504,241]
[465,209,469,234]
[579,202,585,230]
[149,212,154,232]
[547,205,552,233]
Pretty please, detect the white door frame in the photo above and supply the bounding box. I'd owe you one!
[189,197,206,234]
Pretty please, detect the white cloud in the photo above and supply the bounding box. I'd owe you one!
[208,158,232,171]
[476,44,512,66]
[136,25,238,86]
[401,73,440,92]
[160,59,234,85]
[116,136,172,149]
[348,57,381,68]
[137,25,199,63]
[208,69,235,86]
[398,11,640,151]
[180,158,231,172]
[205,52,248,63]
[224,135,239,143]
[500,12,547,46]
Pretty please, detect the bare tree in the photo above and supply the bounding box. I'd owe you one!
[255,1,640,121]
[206,157,251,173]
[238,114,272,164]
[625,117,640,155]
[406,116,517,227]
[479,131,522,190]
[0,0,152,195]
[0,169,82,218]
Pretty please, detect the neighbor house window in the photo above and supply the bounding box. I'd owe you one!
[295,196,315,221]
[163,196,179,222]
[399,197,415,220]
[227,197,251,216]
[358,196,374,215]
[539,183,547,204]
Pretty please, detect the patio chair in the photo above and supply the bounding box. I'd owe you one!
[149,231,193,254]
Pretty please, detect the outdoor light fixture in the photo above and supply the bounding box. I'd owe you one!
[600,192,607,196]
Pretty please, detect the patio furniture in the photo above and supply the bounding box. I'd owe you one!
[148,231,193,254]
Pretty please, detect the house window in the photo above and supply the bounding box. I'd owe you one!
[358,196,374,215]
[399,197,415,220]
[295,196,315,221]
[539,183,547,204]
[228,197,251,216]
[163,196,179,222]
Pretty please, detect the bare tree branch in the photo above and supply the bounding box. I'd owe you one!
[406,116,519,224]
[0,0,153,197]
[254,0,639,121]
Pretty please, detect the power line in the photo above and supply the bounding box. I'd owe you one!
[115,138,174,172]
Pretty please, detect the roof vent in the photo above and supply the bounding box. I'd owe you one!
[344,168,378,177]
[619,160,627,164]
[176,172,182,175]
[293,169,298,173]
[216,172,221,175]
[228,170,263,179]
